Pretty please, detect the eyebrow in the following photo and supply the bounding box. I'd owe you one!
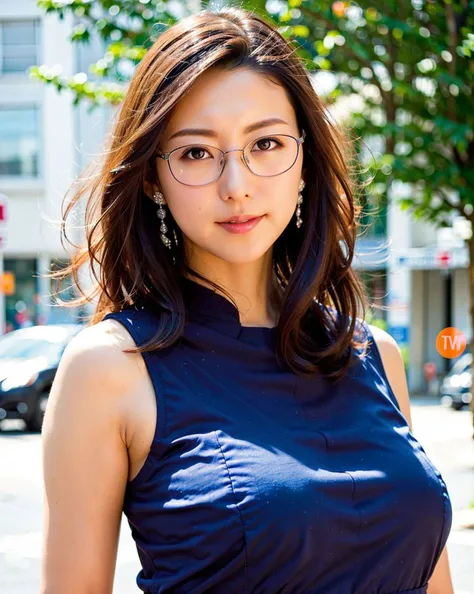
[167,118,290,141]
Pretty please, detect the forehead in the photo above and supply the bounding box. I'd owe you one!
[164,67,298,138]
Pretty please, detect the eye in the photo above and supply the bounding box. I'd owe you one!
[180,146,213,160]
[251,137,283,152]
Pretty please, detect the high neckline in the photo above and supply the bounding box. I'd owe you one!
[182,276,278,344]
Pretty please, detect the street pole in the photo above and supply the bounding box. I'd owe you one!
[0,193,7,336]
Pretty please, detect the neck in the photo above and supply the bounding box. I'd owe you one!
[184,249,281,328]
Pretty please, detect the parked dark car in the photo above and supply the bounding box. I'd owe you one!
[440,352,473,411]
[0,324,83,431]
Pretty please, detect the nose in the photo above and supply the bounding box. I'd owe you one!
[218,149,254,201]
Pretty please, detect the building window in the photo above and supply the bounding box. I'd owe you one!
[359,196,388,237]
[4,258,38,331]
[0,19,40,74]
[49,259,87,324]
[0,106,40,177]
[359,269,388,326]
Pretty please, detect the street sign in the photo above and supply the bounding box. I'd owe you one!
[1,272,15,296]
[436,251,451,268]
[0,194,7,224]
[0,193,7,250]
[395,246,469,269]
[388,325,409,345]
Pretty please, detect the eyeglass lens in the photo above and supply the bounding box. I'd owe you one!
[168,135,300,186]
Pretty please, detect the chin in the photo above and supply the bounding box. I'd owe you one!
[205,243,273,265]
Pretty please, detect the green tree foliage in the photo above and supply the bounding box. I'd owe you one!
[32,1,186,106]
[266,0,474,229]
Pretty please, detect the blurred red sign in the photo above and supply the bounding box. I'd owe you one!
[0,196,6,224]
[436,251,451,267]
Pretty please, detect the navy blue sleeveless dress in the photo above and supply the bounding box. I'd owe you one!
[103,278,452,594]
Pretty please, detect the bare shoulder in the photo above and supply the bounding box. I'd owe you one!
[62,318,145,378]
[367,324,404,378]
[366,323,413,429]
[44,318,147,444]
[367,324,399,355]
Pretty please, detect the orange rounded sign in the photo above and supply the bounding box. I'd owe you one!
[1,271,15,296]
[436,327,467,359]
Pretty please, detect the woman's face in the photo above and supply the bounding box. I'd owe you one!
[150,67,304,266]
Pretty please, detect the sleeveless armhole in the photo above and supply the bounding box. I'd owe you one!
[361,317,453,559]
[101,310,167,489]
[359,318,404,414]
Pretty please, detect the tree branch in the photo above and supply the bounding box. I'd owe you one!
[444,0,458,123]
[467,140,474,168]
[453,145,466,168]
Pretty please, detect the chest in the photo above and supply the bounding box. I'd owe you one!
[125,347,446,539]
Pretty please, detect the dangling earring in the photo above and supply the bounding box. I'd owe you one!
[296,179,305,228]
[153,190,171,249]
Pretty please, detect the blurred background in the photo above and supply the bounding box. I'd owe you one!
[0,0,473,592]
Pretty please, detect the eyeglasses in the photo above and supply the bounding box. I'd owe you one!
[156,130,306,187]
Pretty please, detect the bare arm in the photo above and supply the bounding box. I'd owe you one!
[370,325,454,594]
[40,321,140,594]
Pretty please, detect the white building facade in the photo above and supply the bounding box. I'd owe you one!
[0,0,108,330]
[387,203,471,394]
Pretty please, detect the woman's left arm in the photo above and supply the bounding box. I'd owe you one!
[369,324,454,594]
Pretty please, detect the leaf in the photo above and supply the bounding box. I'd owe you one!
[293,25,310,38]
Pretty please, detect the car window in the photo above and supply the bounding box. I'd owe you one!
[450,353,473,375]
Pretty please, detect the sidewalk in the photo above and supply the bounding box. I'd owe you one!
[410,393,445,406]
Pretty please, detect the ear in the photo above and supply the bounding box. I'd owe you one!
[143,157,162,201]
[143,180,159,200]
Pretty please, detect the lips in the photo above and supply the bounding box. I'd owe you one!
[219,215,262,224]
[216,215,265,234]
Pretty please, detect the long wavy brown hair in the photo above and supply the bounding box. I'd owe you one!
[52,6,371,381]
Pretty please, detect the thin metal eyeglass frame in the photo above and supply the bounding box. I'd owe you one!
[156,129,306,187]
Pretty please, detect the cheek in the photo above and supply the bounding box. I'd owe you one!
[157,164,211,231]
[269,175,301,225]
[166,194,215,242]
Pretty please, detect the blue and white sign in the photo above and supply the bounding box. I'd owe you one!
[388,325,409,345]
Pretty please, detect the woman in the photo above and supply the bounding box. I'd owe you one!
[41,7,453,594]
